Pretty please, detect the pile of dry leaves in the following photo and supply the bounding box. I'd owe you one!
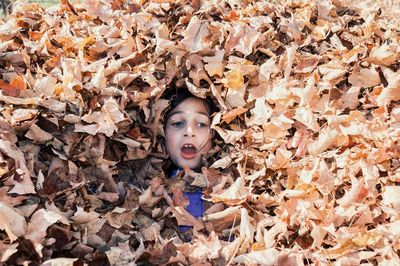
[0,0,399,265]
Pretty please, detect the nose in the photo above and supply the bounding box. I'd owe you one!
[184,125,195,137]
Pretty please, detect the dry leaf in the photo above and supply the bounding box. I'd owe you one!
[1,0,399,264]
[0,202,26,242]
[25,209,65,257]
[209,177,250,206]
[41,258,78,266]
[171,206,204,231]
[182,16,210,53]
[233,248,279,265]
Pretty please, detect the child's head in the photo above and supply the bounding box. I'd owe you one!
[164,89,214,170]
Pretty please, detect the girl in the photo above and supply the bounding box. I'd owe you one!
[164,88,215,221]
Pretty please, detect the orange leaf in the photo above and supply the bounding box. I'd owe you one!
[251,242,265,251]
[221,107,248,124]
[60,0,77,15]
[224,70,244,90]
[9,76,26,91]
[0,76,26,97]
[78,35,96,51]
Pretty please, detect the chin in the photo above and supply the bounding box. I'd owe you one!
[178,160,200,170]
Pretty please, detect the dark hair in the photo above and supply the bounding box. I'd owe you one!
[161,87,218,172]
[163,87,216,117]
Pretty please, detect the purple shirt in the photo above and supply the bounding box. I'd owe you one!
[170,169,205,224]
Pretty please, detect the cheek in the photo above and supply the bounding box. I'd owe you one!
[165,133,179,152]
[198,131,212,151]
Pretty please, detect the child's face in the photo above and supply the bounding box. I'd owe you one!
[165,97,212,169]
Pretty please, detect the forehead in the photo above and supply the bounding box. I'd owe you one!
[170,97,209,115]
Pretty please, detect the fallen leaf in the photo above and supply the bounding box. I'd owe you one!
[0,202,26,242]
[233,248,279,265]
[209,177,251,206]
[182,16,210,53]
[366,44,397,66]
[171,206,204,231]
[25,209,66,257]
[382,186,400,209]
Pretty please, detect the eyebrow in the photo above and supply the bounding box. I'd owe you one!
[168,111,210,117]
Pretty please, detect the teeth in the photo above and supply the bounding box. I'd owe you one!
[184,144,194,148]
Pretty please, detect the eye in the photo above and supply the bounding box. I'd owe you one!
[171,121,185,128]
[197,122,209,128]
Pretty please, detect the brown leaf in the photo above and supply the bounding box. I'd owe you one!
[25,124,53,143]
[72,207,101,224]
[149,241,177,265]
[182,16,210,53]
[233,248,280,265]
[0,202,26,242]
[337,176,367,207]
[377,68,400,106]
[47,225,74,251]
[319,59,348,82]
[60,0,77,14]
[366,44,397,66]
[203,48,225,77]
[25,209,65,257]
[42,167,71,195]
[0,140,35,194]
[224,23,260,56]
[40,258,79,266]
[105,240,144,265]
[172,187,190,207]
[239,208,255,244]
[0,76,26,97]
[171,206,204,231]
[140,222,161,242]
[348,66,381,88]
[0,187,27,206]
[209,177,251,206]
[0,241,19,263]
[2,0,400,263]
[382,186,400,209]
[189,231,221,261]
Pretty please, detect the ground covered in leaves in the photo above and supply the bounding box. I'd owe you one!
[0,0,400,265]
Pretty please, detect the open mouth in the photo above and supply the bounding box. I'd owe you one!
[181,144,197,159]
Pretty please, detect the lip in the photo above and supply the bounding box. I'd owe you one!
[180,143,197,160]
[181,152,197,160]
